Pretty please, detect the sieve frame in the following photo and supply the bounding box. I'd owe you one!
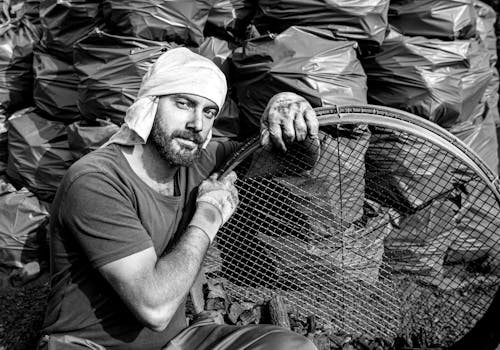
[215,104,500,349]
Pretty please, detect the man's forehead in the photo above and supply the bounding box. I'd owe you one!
[163,93,219,109]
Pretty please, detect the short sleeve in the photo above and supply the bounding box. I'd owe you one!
[59,171,153,268]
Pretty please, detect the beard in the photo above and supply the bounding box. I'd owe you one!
[150,117,204,167]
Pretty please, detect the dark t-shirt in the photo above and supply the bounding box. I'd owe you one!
[42,141,239,350]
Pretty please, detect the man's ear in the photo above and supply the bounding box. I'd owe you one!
[202,129,212,149]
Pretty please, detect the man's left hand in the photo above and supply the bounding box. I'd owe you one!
[260,92,319,152]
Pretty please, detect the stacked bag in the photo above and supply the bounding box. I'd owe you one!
[252,0,390,53]
[0,0,47,276]
[363,0,499,165]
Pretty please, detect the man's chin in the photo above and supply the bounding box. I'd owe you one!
[166,148,201,167]
[151,135,202,166]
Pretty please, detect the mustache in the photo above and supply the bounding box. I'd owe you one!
[171,130,205,145]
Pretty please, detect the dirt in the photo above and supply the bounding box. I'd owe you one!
[0,264,497,350]
[0,269,49,350]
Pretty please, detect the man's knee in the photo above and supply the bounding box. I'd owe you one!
[258,328,318,350]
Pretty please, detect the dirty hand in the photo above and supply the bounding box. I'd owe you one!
[189,171,239,243]
[260,92,319,152]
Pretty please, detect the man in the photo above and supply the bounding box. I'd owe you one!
[40,47,319,350]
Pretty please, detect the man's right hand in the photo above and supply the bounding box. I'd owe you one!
[189,171,239,243]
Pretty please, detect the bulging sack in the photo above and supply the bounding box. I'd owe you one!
[363,28,491,128]
[204,0,256,41]
[0,8,41,113]
[474,0,499,125]
[253,0,390,50]
[388,0,476,40]
[474,0,497,66]
[231,26,367,135]
[39,0,105,63]
[0,178,49,268]
[74,29,174,125]
[6,107,74,202]
[450,109,499,176]
[0,113,7,173]
[33,47,80,122]
[102,0,213,46]
[66,119,119,161]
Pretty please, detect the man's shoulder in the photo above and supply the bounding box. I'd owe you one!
[64,144,125,186]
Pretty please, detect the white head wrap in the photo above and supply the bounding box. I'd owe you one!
[106,47,227,147]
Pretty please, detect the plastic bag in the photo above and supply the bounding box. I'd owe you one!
[6,107,74,202]
[33,47,80,122]
[457,40,492,123]
[204,0,256,41]
[447,176,500,270]
[388,0,476,40]
[0,177,49,268]
[484,70,500,125]
[366,125,460,277]
[10,0,40,24]
[102,0,213,46]
[450,109,499,175]
[365,126,457,211]
[384,200,457,277]
[66,119,119,161]
[39,0,105,63]
[474,0,497,65]
[231,26,367,135]
[253,0,390,50]
[0,112,7,173]
[0,4,41,113]
[474,0,499,125]
[364,28,491,128]
[446,112,500,265]
[74,29,175,125]
[196,36,235,75]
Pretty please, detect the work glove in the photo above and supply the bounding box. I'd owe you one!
[260,92,319,152]
[188,171,239,243]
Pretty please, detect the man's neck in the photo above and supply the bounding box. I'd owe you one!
[120,142,178,195]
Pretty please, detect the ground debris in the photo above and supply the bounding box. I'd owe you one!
[0,267,49,350]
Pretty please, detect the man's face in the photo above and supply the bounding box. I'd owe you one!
[151,93,219,166]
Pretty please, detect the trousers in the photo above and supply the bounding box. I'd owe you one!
[38,316,317,350]
[163,315,317,350]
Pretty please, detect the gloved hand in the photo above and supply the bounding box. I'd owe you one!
[260,92,319,152]
[188,171,239,243]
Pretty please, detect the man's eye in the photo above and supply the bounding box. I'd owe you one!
[176,100,190,109]
[204,109,218,119]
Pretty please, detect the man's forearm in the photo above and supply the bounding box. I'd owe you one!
[106,220,214,332]
[145,225,210,330]
[136,202,224,331]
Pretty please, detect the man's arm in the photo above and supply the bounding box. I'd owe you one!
[97,172,238,332]
[98,220,210,331]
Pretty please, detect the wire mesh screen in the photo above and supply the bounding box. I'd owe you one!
[204,106,500,347]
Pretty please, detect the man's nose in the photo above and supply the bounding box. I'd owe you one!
[187,108,203,132]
